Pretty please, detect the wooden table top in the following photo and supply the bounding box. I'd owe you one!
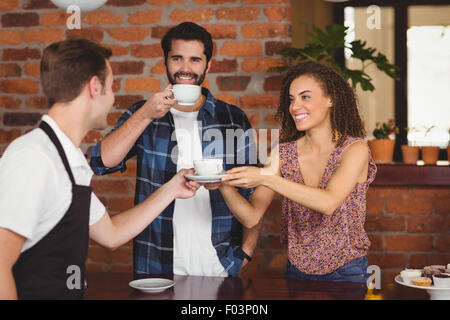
[84,272,428,300]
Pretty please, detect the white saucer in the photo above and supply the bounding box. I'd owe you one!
[395,275,450,300]
[129,278,175,294]
[185,173,228,183]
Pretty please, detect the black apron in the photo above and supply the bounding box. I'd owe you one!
[12,121,91,300]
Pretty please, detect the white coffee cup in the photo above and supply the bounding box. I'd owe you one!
[169,84,201,106]
[193,158,223,176]
[432,274,450,288]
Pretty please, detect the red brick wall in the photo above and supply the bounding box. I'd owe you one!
[365,186,450,283]
[1,1,449,281]
[0,0,291,272]
[0,0,290,156]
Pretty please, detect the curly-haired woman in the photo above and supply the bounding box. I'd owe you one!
[210,60,377,283]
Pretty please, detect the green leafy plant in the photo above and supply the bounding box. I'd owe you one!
[373,119,398,139]
[404,126,420,146]
[424,125,436,137]
[405,126,418,133]
[271,24,400,92]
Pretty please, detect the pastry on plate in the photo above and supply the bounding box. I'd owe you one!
[412,277,432,287]
[431,265,446,272]
[423,266,442,278]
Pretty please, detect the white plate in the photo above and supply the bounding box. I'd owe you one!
[395,275,450,300]
[129,278,175,294]
[185,173,228,183]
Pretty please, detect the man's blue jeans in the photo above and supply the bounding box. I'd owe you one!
[285,256,369,284]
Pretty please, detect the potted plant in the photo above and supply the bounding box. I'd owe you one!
[401,127,420,165]
[421,126,439,165]
[271,24,400,92]
[368,119,398,163]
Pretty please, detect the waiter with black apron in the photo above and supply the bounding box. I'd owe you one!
[0,38,198,300]
[12,121,91,300]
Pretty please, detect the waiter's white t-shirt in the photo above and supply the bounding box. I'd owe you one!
[170,108,228,277]
[0,115,106,252]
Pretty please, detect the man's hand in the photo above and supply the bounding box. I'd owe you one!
[240,258,249,269]
[141,84,176,121]
[168,168,201,199]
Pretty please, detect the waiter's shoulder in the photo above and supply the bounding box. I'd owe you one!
[2,128,58,166]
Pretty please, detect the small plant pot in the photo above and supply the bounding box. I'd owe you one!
[401,145,419,165]
[368,139,395,163]
[421,146,440,165]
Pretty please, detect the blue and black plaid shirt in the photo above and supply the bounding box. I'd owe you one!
[90,88,256,277]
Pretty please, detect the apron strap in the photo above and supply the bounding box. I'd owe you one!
[39,121,76,185]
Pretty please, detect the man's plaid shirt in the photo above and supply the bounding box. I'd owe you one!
[90,88,256,277]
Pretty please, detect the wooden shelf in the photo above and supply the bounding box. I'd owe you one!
[372,162,450,186]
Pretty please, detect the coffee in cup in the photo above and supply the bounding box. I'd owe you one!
[169,84,201,106]
[193,158,223,176]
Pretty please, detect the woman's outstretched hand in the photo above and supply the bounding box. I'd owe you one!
[221,166,265,189]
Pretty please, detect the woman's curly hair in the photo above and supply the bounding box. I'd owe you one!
[275,60,365,146]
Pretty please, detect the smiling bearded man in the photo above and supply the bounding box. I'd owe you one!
[89,22,263,279]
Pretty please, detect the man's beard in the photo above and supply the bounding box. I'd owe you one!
[166,67,207,86]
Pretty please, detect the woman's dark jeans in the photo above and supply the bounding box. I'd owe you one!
[285,256,369,284]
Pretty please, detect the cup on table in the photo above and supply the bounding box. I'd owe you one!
[193,158,223,176]
[432,274,450,288]
[169,84,201,106]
